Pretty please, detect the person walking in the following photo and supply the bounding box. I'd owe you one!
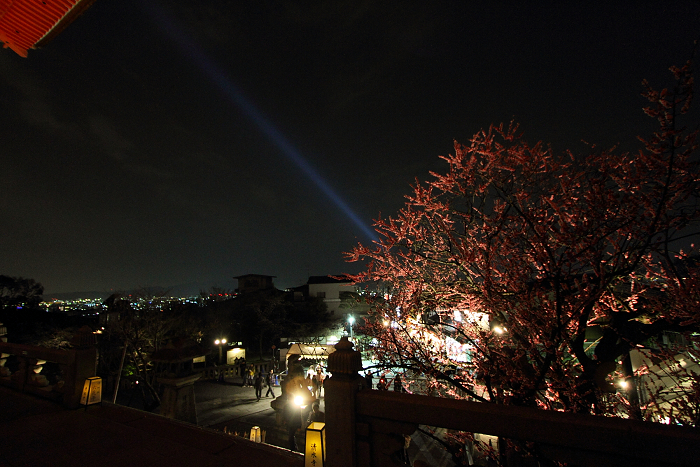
[393,373,402,392]
[364,370,373,389]
[316,367,325,397]
[265,370,275,398]
[310,375,319,398]
[254,372,263,401]
[247,366,255,387]
[240,360,247,386]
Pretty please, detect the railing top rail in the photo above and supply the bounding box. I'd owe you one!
[0,341,76,364]
[356,389,699,466]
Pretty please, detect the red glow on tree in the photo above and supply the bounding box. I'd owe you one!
[346,59,700,434]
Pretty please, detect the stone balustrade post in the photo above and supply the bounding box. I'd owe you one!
[158,373,201,424]
[0,323,8,378]
[11,353,28,391]
[64,326,98,409]
[325,337,364,467]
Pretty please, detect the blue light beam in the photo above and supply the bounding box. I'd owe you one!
[143,3,378,242]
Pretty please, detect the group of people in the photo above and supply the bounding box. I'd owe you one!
[305,364,326,398]
[365,370,406,392]
[247,369,277,401]
[233,359,278,401]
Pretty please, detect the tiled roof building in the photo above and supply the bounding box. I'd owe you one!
[0,0,96,57]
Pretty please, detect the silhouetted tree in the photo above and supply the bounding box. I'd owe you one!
[0,275,43,310]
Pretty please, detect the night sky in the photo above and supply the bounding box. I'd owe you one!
[1,1,699,295]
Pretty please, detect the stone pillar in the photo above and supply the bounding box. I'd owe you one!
[64,326,98,408]
[158,373,201,424]
[0,323,8,377]
[325,337,364,467]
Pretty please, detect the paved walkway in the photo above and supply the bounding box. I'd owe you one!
[192,376,454,465]
[193,376,313,450]
[115,373,454,463]
[195,378,279,427]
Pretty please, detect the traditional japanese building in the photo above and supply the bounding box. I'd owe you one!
[0,0,96,57]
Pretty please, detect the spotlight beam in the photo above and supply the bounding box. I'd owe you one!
[144,3,377,241]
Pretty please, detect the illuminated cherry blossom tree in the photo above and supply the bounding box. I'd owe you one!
[346,60,700,429]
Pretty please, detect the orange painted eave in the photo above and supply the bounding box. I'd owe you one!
[0,0,97,57]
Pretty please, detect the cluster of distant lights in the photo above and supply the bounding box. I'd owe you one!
[39,295,214,313]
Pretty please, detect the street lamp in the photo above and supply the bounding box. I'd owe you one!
[348,315,355,340]
[295,394,308,428]
[214,338,227,364]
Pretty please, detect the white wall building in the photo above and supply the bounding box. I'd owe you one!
[306,276,353,315]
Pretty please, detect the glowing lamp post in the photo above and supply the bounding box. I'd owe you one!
[490,319,507,336]
[214,338,227,364]
[295,394,308,428]
[347,315,355,340]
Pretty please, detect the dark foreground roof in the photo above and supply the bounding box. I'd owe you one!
[0,385,302,467]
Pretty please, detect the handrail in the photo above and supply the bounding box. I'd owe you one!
[0,340,96,409]
[0,341,76,364]
[197,362,272,381]
[324,337,700,467]
[355,389,700,466]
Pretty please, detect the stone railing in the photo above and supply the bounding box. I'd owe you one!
[325,337,700,467]
[0,326,97,409]
[6,330,698,466]
[198,362,272,381]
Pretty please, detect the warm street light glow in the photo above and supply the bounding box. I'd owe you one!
[294,393,308,430]
[214,338,227,364]
[348,315,355,339]
[619,380,629,390]
[493,326,505,335]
